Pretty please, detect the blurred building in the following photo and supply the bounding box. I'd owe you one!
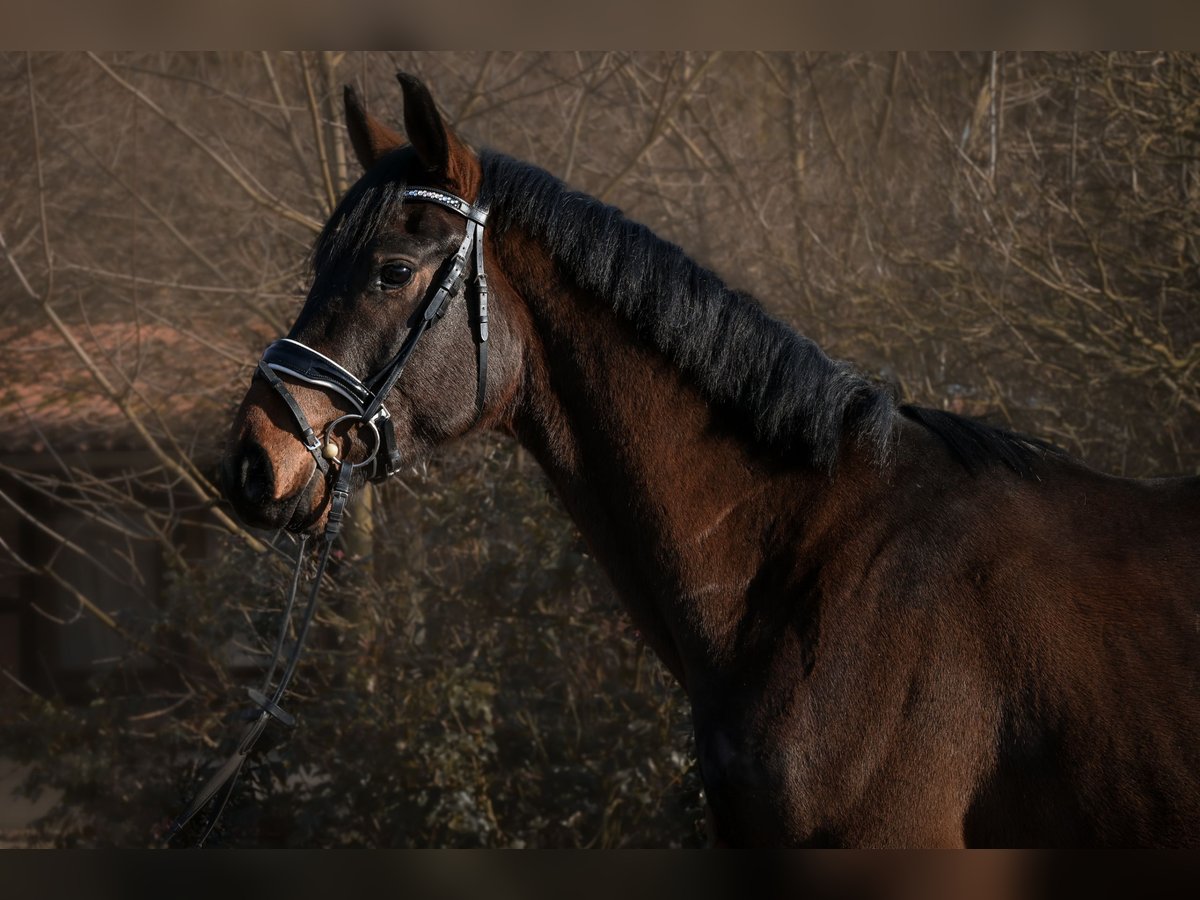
[0,321,231,702]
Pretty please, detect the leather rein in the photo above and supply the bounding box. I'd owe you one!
[166,185,490,846]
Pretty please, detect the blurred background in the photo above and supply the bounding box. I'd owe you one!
[0,51,1196,847]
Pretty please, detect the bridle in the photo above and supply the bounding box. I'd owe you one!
[259,185,490,485]
[166,185,490,846]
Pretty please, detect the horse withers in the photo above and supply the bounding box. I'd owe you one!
[222,73,1200,847]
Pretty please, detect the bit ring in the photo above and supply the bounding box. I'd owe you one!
[323,414,381,471]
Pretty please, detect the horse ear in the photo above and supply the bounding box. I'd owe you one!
[343,84,404,171]
[396,72,473,185]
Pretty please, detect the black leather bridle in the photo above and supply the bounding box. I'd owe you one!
[260,185,490,484]
[166,185,490,846]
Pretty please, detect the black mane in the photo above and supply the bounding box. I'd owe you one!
[311,147,1053,476]
[479,152,1053,475]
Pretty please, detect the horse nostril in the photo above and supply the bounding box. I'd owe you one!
[234,440,275,508]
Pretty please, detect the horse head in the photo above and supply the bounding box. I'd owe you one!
[222,74,520,533]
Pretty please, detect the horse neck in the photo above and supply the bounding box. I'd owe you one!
[496,229,869,686]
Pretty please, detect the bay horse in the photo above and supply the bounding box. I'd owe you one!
[222,73,1200,847]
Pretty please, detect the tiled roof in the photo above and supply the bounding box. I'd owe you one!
[0,318,271,459]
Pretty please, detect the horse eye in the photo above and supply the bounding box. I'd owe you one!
[378,262,413,290]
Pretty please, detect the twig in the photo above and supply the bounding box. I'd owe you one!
[86,52,323,234]
[300,51,338,215]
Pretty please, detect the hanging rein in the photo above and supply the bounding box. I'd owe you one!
[166,186,490,846]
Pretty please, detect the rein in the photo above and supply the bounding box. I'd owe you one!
[166,185,489,846]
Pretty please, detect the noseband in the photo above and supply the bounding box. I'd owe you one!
[167,185,490,846]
